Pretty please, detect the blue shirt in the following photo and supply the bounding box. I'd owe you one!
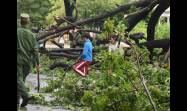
[82,39,93,61]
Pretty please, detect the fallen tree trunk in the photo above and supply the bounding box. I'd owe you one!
[139,38,170,53]
[146,0,170,61]
[77,29,102,34]
[63,51,81,55]
[125,0,159,32]
[37,0,152,40]
[96,39,110,45]
[37,30,69,44]
[50,40,63,48]
[129,32,145,45]
[49,48,83,52]
[48,48,99,53]
[37,28,101,44]
[48,52,79,58]
[54,16,77,27]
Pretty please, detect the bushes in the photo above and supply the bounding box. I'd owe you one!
[98,18,127,40]
[36,16,170,110]
[40,45,169,110]
[155,23,170,39]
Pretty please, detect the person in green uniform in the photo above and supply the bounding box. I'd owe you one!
[17,13,40,107]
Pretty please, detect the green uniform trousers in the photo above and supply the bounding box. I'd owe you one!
[17,64,30,101]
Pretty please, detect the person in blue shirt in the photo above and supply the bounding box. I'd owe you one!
[73,33,93,76]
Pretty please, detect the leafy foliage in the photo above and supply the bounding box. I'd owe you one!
[77,0,130,19]
[40,44,169,110]
[19,1,170,110]
[99,18,127,40]
[45,0,66,25]
[155,23,170,39]
[17,0,52,27]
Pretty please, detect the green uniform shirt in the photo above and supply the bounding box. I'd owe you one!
[17,25,39,67]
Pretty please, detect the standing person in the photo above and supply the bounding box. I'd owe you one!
[17,13,40,107]
[108,34,130,55]
[107,35,130,74]
[73,33,93,77]
[63,33,71,48]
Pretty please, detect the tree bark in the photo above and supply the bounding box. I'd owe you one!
[125,0,159,32]
[139,38,169,55]
[38,0,152,40]
[64,0,76,19]
[50,40,63,48]
[146,0,169,62]
[54,16,77,27]
[50,48,83,52]
[147,1,170,41]
[163,47,170,63]
[37,30,69,44]
[77,29,102,34]
[48,52,79,58]
[140,39,169,48]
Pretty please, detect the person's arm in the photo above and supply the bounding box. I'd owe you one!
[119,42,130,48]
[83,43,89,58]
[108,45,112,52]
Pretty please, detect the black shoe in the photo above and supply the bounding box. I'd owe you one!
[20,96,34,107]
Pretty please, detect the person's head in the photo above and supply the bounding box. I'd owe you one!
[20,13,30,26]
[82,33,92,41]
[63,33,69,43]
[69,27,78,33]
[109,35,118,44]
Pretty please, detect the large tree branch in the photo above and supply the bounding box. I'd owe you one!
[48,52,79,58]
[125,0,159,32]
[38,0,152,40]
[77,29,102,34]
[37,28,101,44]
[54,16,77,27]
[147,2,170,41]
[140,38,169,50]
[130,41,157,111]
[37,30,69,44]
[49,48,83,52]
[146,1,169,62]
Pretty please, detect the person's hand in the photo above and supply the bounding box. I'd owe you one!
[74,28,78,33]
[76,58,79,62]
